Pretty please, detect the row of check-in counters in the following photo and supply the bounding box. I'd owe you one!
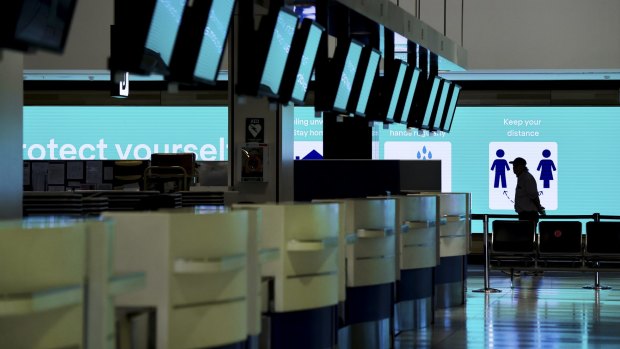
[0,192,470,349]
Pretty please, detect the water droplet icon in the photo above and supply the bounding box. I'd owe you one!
[428,151,433,159]
[422,146,427,154]
[417,151,422,159]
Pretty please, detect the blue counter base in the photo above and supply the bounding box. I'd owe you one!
[338,283,394,349]
[395,268,434,331]
[263,305,337,349]
[338,318,391,349]
[435,256,467,308]
[344,283,393,325]
[395,297,433,331]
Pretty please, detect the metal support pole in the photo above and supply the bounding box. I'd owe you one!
[473,214,501,293]
[583,261,612,290]
[583,213,612,290]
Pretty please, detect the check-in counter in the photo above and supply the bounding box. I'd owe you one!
[234,202,340,349]
[331,198,396,349]
[0,217,144,349]
[105,210,250,349]
[0,219,86,349]
[394,194,440,330]
[431,192,471,309]
[86,218,145,349]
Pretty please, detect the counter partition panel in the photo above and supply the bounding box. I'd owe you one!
[233,202,340,349]
[317,198,396,349]
[104,210,250,349]
[395,194,440,331]
[422,192,471,309]
[0,220,86,349]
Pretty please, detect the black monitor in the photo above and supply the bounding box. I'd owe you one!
[439,82,462,132]
[418,76,442,130]
[278,18,325,105]
[429,80,451,131]
[350,48,381,117]
[0,0,78,53]
[393,66,422,125]
[325,39,364,114]
[111,0,186,76]
[397,67,422,125]
[168,0,236,85]
[256,8,299,98]
[384,60,409,123]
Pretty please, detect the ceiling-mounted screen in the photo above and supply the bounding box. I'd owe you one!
[333,40,364,113]
[169,0,236,84]
[429,80,451,130]
[277,18,324,105]
[111,0,187,76]
[1,0,78,53]
[355,49,381,117]
[288,20,324,104]
[144,0,187,73]
[440,83,462,132]
[195,0,236,83]
[385,60,409,122]
[399,67,422,124]
[258,8,299,97]
[420,77,442,129]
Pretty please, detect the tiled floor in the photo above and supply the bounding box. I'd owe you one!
[395,266,620,348]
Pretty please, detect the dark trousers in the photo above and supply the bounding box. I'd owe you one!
[518,210,540,227]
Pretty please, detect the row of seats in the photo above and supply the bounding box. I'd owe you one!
[491,220,620,268]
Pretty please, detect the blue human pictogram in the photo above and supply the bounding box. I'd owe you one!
[490,149,510,188]
[537,149,556,189]
[417,146,432,160]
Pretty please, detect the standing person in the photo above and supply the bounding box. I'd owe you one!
[510,157,546,224]
[509,157,546,277]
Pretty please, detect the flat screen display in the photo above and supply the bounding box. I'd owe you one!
[194,0,236,82]
[145,0,186,68]
[431,81,451,130]
[259,9,298,96]
[355,49,381,116]
[442,84,461,132]
[400,68,421,124]
[13,0,77,52]
[421,77,442,128]
[290,21,324,103]
[333,41,363,112]
[386,61,408,121]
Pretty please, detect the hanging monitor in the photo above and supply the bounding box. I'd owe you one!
[279,18,325,105]
[395,67,422,125]
[169,0,236,84]
[440,83,462,132]
[428,80,451,130]
[419,76,442,130]
[384,60,409,123]
[330,39,364,113]
[111,0,187,76]
[347,47,381,117]
[257,8,299,98]
[0,0,78,53]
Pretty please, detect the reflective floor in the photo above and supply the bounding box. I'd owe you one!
[395,266,620,348]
